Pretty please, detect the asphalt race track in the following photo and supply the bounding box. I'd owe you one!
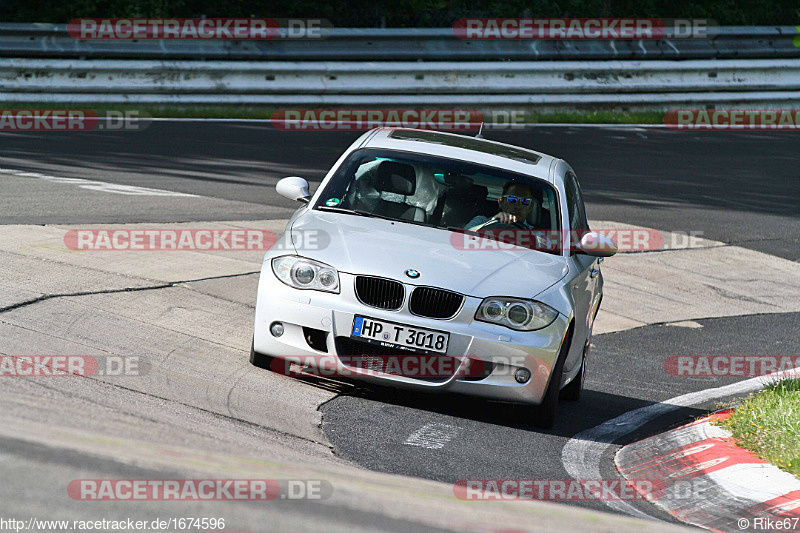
[3,123,797,259]
[1,121,798,531]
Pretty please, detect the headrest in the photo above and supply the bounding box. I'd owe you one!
[469,184,488,201]
[375,161,416,195]
[524,188,543,226]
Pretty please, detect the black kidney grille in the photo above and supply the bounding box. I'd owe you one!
[409,287,464,319]
[355,276,404,310]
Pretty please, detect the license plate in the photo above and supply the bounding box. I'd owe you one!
[351,316,449,355]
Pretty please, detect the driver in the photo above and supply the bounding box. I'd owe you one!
[466,182,535,231]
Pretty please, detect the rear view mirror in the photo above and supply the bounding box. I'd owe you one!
[276,177,311,203]
[577,231,617,257]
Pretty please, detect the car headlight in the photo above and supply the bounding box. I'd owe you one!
[272,256,340,293]
[475,297,558,331]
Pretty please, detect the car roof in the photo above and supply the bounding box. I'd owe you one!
[361,128,557,183]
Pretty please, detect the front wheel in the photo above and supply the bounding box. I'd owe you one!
[562,325,592,402]
[531,327,572,428]
[560,350,585,402]
[250,337,276,370]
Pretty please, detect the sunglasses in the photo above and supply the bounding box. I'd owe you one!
[502,195,533,206]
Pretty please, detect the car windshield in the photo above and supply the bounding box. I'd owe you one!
[313,148,561,252]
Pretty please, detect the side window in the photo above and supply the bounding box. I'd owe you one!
[565,172,588,232]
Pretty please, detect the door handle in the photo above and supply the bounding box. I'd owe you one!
[589,268,599,278]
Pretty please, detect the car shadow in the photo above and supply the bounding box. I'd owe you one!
[285,370,708,445]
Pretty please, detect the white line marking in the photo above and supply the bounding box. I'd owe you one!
[404,423,461,450]
[561,366,800,520]
[664,321,704,329]
[0,168,198,197]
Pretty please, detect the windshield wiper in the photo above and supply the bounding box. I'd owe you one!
[354,209,397,221]
[317,206,381,218]
[448,226,480,236]
[318,205,437,225]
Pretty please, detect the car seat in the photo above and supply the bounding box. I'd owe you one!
[371,161,427,222]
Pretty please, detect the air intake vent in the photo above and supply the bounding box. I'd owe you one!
[334,337,455,382]
[408,287,463,319]
[355,276,404,310]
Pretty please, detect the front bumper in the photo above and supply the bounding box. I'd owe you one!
[253,266,570,405]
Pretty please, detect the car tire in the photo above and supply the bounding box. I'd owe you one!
[561,349,585,402]
[532,324,573,428]
[562,320,593,402]
[250,337,276,370]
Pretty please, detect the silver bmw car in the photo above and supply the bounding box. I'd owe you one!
[251,128,616,427]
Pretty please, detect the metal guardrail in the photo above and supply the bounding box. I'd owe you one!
[1,24,799,108]
[3,58,800,107]
[1,24,799,60]
[4,59,799,94]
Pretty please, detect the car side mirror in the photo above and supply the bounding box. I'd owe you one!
[276,176,311,204]
[577,230,617,257]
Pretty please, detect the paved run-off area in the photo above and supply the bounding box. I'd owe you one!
[0,219,696,532]
[1,214,798,530]
[1,123,798,531]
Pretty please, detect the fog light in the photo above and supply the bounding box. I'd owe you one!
[514,368,531,384]
[270,322,285,337]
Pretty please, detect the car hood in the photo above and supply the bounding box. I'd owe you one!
[290,211,568,299]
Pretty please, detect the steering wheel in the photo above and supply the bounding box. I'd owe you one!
[477,220,549,250]
[479,220,524,231]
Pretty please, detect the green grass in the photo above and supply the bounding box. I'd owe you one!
[717,378,800,477]
[0,103,278,120]
[0,103,667,124]
[523,110,665,124]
